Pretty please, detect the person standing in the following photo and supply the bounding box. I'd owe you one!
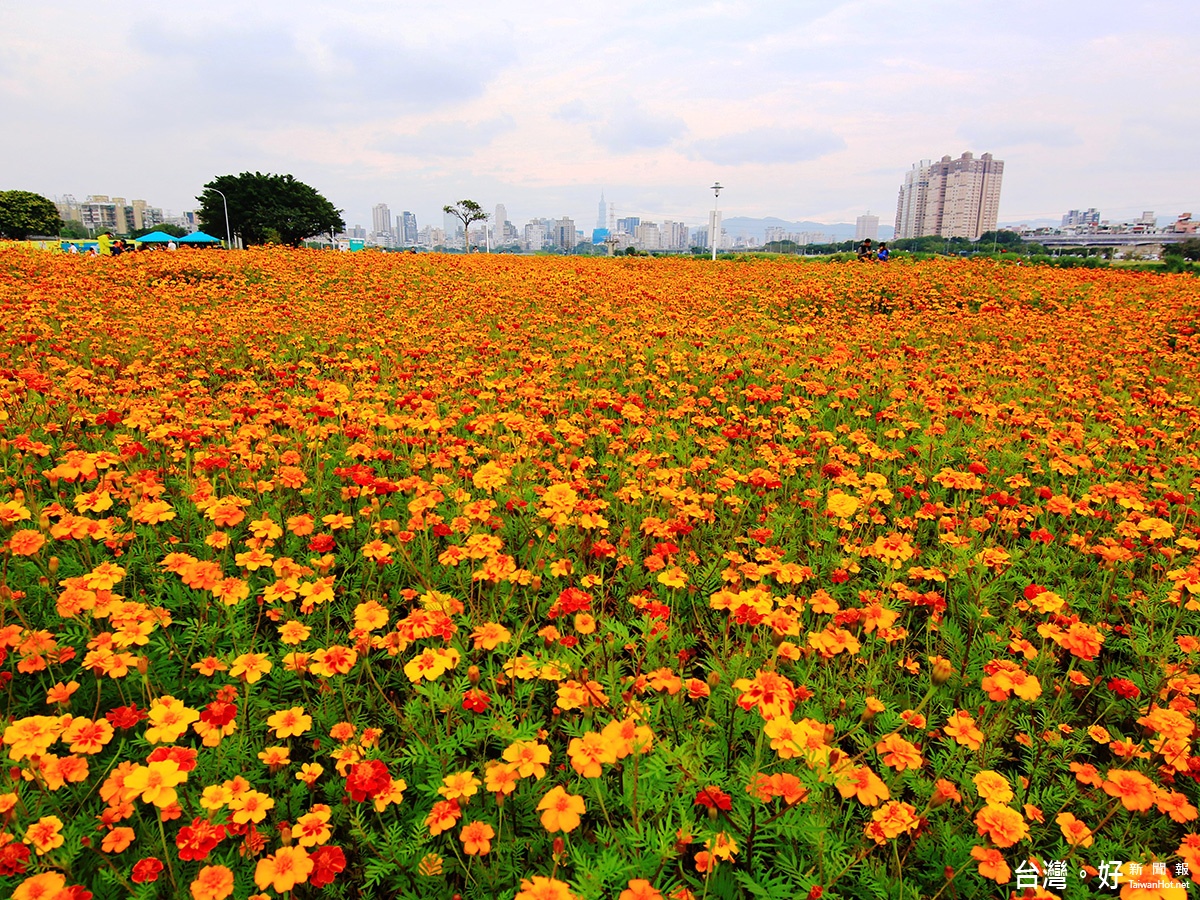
[97,232,112,256]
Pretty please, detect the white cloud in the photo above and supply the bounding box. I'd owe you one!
[0,0,1196,230]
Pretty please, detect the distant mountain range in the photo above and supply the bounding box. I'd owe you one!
[722,216,894,243]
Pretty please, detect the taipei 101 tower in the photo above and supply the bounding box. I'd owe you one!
[593,191,609,245]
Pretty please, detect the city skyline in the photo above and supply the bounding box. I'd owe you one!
[3,2,1196,239]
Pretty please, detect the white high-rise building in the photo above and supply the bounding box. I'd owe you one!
[895,152,1004,240]
[635,222,661,250]
[855,212,879,242]
[372,203,392,237]
[524,222,547,251]
[596,192,607,230]
[494,204,507,245]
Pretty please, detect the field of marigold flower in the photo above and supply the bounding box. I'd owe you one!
[1,246,1199,900]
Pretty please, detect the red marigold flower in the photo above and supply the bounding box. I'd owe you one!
[200,700,238,728]
[308,534,336,552]
[131,857,164,883]
[176,816,228,861]
[344,759,391,802]
[105,704,148,730]
[148,745,198,772]
[694,786,733,812]
[1107,678,1140,699]
[462,689,490,713]
[0,840,30,876]
[309,845,347,888]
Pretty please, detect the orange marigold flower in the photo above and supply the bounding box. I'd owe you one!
[1055,812,1094,847]
[864,801,920,844]
[101,826,135,853]
[1156,789,1199,824]
[974,804,1028,848]
[835,765,890,807]
[23,815,65,855]
[1071,761,1104,787]
[970,845,1011,884]
[567,731,618,778]
[1102,769,1157,812]
[426,799,462,836]
[254,845,313,894]
[931,778,962,807]
[470,621,512,650]
[12,873,68,900]
[972,770,1014,805]
[485,761,521,796]
[515,875,579,900]
[8,529,47,556]
[190,864,234,900]
[943,710,984,750]
[537,785,586,833]
[459,820,495,856]
[875,733,923,772]
[619,879,664,900]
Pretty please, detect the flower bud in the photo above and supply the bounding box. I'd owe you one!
[706,671,721,689]
[931,657,953,686]
[48,556,59,576]
[467,665,480,685]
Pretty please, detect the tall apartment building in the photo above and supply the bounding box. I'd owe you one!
[1061,208,1100,228]
[372,203,392,237]
[400,211,418,245]
[523,221,547,251]
[895,152,1003,240]
[635,222,661,251]
[855,212,879,241]
[494,204,507,245]
[553,217,577,251]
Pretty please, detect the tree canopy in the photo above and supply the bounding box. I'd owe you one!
[0,190,62,240]
[197,173,345,247]
[442,200,488,252]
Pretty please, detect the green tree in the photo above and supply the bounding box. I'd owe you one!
[0,190,62,240]
[59,220,90,239]
[442,200,488,252]
[1163,238,1200,261]
[197,173,345,247]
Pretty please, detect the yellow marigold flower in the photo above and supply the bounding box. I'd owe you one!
[229,652,272,684]
[438,770,482,802]
[267,707,313,739]
[145,696,200,744]
[503,740,551,779]
[972,770,1014,805]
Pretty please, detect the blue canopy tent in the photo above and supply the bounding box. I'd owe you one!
[178,231,224,246]
[133,231,179,245]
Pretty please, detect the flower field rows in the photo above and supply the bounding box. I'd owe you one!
[1,247,1199,899]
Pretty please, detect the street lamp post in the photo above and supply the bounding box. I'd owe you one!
[710,182,723,261]
[210,187,233,250]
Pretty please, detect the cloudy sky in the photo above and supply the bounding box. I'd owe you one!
[2,0,1196,234]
